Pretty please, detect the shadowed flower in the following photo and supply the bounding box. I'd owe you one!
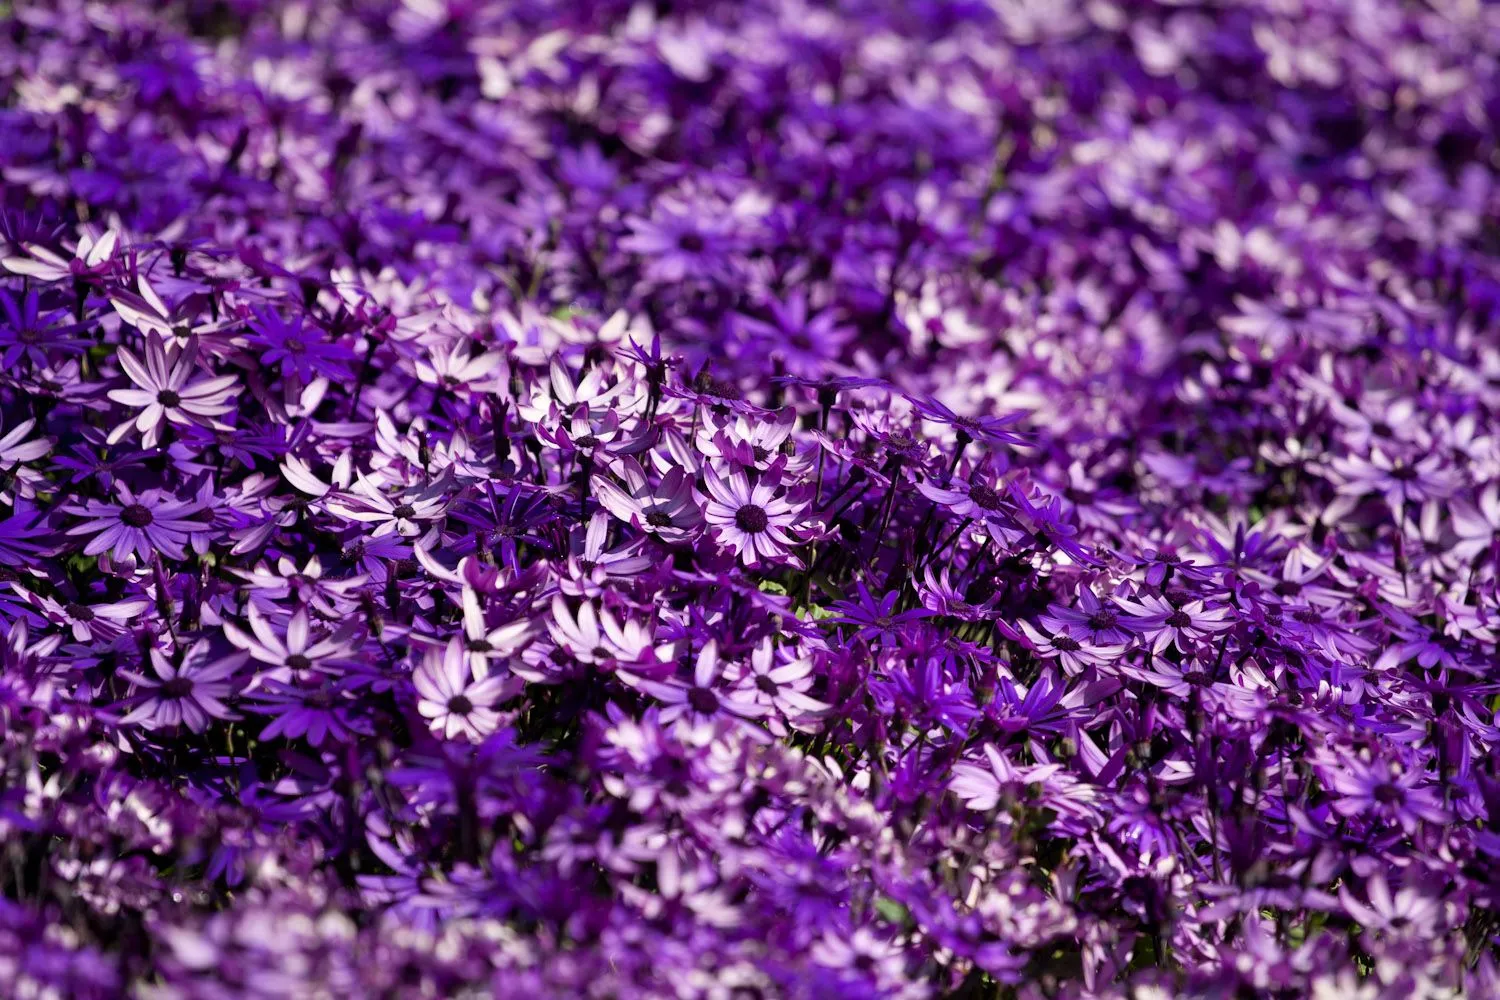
[119,641,245,732]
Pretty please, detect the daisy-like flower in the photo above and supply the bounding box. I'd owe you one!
[701,409,800,473]
[457,586,532,675]
[1039,589,1132,645]
[828,580,932,641]
[559,511,654,598]
[1113,593,1234,653]
[106,333,239,447]
[548,597,654,667]
[734,292,854,380]
[247,308,356,383]
[17,587,152,643]
[1323,750,1449,833]
[2,226,118,281]
[0,499,47,564]
[0,287,91,368]
[517,356,621,425]
[245,678,370,747]
[635,640,769,731]
[950,744,1101,830]
[700,471,804,567]
[1339,874,1442,939]
[916,474,1023,544]
[413,638,516,742]
[328,477,447,537]
[415,339,505,397]
[1017,620,1126,676]
[592,460,702,542]
[118,640,245,733]
[223,605,361,687]
[231,556,367,618]
[907,394,1028,447]
[0,415,51,501]
[64,485,206,563]
[737,638,828,729]
[620,194,740,285]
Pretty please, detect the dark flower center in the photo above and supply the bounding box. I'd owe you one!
[688,687,720,714]
[678,231,706,253]
[1374,783,1405,805]
[1165,611,1192,629]
[447,694,474,716]
[1052,635,1081,652]
[161,677,194,699]
[969,484,1003,510]
[286,653,312,670]
[887,431,919,457]
[752,445,771,463]
[304,689,335,709]
[157,389,182,407]
[121,503,155,527]
[1292,609,1322,624]
[693,371,741,400]
[755,675,778,695]
[592,646,612,661]
[392,503,417,520]
[1086,610,1117,630]
[466,638,492,652]
[735,504,769,533]
[1390,463,1418,482]
[574,435,598,450]
[1183,671,1211,686]
[66,603,96,621]
[646,510,673,528]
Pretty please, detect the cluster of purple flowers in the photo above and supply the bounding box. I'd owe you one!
[3,0,1500,996]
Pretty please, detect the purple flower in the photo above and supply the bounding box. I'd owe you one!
[1016,620,1125,675]
[1113,593,1234,654]
[106,333,238,447]
[592,459,702,542]
[413,639,516,742]
[64,485,206,563]
[635,641,769,733]
[119,641,244,732]
[908,395,1028,447]
[700,471,805,567]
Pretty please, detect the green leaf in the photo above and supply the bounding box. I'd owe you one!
[873,896,909,925]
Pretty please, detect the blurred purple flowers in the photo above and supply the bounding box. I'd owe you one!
[3,1,1500,998]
